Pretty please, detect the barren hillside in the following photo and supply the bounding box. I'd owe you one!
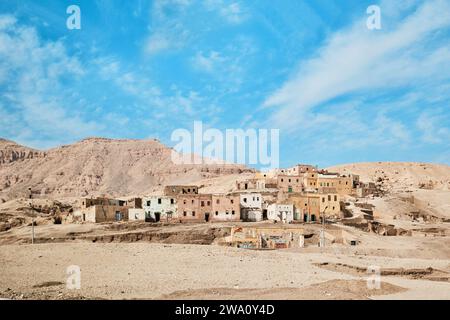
[328,162,450,192]
[0,138,252,201]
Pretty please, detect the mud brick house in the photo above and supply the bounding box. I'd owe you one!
[319,191,341,219]
[164,185,198,196]
[177,194,212,222]
[74,197,129,223]
[277,175,304,193]
[287,193,321,222]
[211,194,240,222]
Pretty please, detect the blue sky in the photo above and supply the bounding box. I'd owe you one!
[0,0,449,168]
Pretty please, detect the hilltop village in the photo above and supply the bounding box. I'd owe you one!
[72,164,376,225]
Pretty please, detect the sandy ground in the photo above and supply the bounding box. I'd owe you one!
[0,241,449,300]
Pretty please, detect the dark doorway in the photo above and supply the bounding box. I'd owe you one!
[303,214,308,222]
[311,214,316,222]
[155,212,161,222]
[262,209,268,220]
[205,213,210,222]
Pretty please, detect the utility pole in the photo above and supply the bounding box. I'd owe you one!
[320,206,328,248]
[31,218,35,244]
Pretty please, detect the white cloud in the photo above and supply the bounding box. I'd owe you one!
[416,110,450,144]
[263,0,450,131]
[192,51,225,73]
[0,14,99,148]
[205,0,247,24]
[144,0,192,55]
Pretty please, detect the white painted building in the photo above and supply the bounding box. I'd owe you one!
[267,204,294,223]
[143,196,177,222]
[240,193,263,222]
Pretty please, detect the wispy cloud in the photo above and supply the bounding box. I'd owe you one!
[205,0,248,25]
[0,14,99,148]
[263,0,450,130]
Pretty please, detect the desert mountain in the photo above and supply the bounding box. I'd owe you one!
[0,137,253,201]
[328,162,450,220]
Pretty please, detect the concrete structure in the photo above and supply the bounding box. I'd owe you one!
[177,194,212,222]
[143,196,177,222]
[211,194,240,222]
[267,203,294,223]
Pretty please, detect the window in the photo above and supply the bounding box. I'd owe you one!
[230,199,234,204]
[191,199,194,204]
[188,188,191,192]
[288,179,291,183]
[328,195,331,201]
[346,181,348,185]
[216,199,220,204]
[146,200,151,206]
[207,201,210,206]
[334,195,337,201]
[192,211,195,216]
[322,197,325,203]
[332,206,335,210]
[158,198,162,204]
[296,179,299,183]
[183,211,187,216]
[215,211,218,215]
[226,211,229,215]
[232,210,235,215]
[281,179,284,182]
[243,198,247,203]
[257,197,259,201]
[171,198,174,204]
[201,201,205,207]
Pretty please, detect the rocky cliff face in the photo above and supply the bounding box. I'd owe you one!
[0,137,253,200]
[0,139,45,165]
